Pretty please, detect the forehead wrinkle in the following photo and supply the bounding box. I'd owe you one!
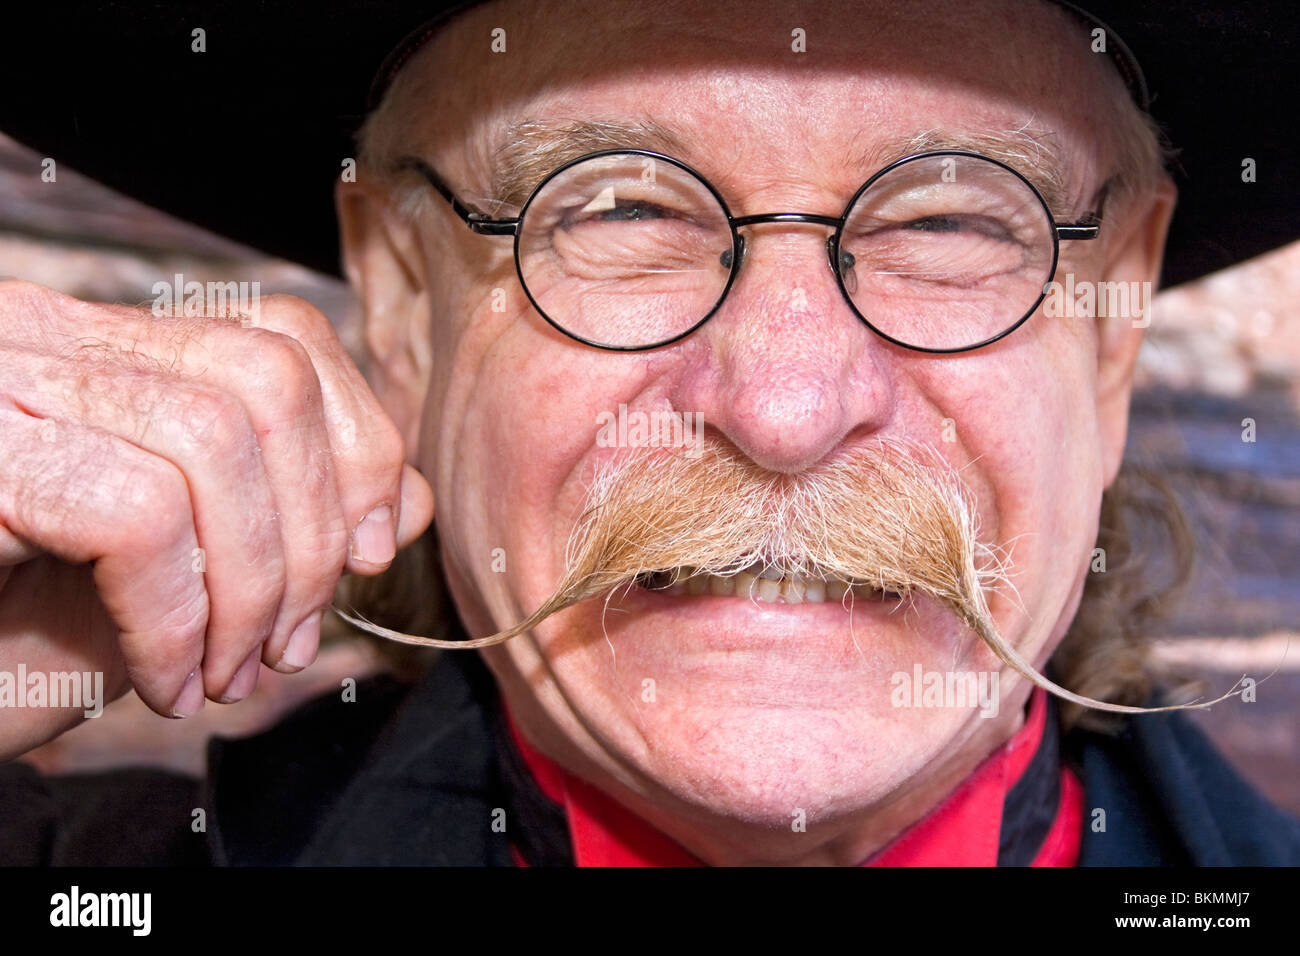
[487,114,1079,218]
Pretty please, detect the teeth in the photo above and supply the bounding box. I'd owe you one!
[733,570,757,599]
[782,578,805,604]
[644,565,890,604]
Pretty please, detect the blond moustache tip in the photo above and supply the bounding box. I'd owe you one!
[329,604,519,649]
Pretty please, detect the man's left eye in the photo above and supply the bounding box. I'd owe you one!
[901,214,1018,241]
[903,215,964,233]
[590,202,667,222]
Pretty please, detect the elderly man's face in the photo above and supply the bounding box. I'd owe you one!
[343,0,1173,863]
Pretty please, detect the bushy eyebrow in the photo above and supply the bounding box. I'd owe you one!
[491,118,689,209]
[883,126,1071,214]
[488,117,1074,216]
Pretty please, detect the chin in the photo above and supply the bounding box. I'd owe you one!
[534,576,995,827]
[626,698,978,829]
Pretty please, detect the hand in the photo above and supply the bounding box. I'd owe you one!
[0,281,434,760]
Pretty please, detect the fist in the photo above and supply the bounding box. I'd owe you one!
[0,281,434,760]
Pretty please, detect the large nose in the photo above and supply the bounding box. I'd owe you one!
[670,223,898,474]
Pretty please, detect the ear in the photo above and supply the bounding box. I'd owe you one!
[1094,176,1177,487]
[336,175,432,459]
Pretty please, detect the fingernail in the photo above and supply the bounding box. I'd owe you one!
[218,648,262,703]
[278,610,322,671]
[350,504,396,566]
[170,668,205,718]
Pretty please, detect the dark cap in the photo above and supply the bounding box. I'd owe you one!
[1,1,1294,286]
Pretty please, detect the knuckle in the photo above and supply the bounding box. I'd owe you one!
[322,527,351,577]
[208,547,285,644]
[147,587,210,664]
[169,386,253,455]
[316,513,352,563]
[292,538,349,609]
[351,417,406,476]
[245,564,288,624]
[372,418,406,467]
[250,326,313,375]
[221,513,287,616]
[239,328,322,412]
[7,428,196,564]
[108,457,192,552]
[0,278,53,308]
[258,294,329,335]
[0,280,67,344]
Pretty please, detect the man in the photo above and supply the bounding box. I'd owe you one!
[0,0,1297,866]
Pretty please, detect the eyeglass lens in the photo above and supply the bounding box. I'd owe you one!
[515,152,1055,351]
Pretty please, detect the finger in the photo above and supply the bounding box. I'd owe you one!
[47,294,420,664]
[0,407,209,717]
[220,645,264,703]
[395,463,435,550]
[53,303,349,672]
[0,524,43,565]
[242,296,426,575]
[5,346,286,699]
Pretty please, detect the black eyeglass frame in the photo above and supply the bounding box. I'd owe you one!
[399,148,1104,354]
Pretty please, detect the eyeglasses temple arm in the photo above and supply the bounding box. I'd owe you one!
[1055,223,1100,240]
[396,157,520,235]
[1054,177,1113,241]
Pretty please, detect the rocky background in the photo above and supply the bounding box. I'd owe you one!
[2,133,1297,815]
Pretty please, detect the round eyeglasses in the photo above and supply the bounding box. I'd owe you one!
[402,148,1102,353]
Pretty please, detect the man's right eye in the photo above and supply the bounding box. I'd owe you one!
[902,215,965,233]
[567,200,672,225]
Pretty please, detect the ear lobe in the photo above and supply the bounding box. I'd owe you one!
[335,176,432,456]
[1094,177,1177,486]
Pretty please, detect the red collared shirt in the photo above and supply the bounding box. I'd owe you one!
[504,687,1083,866]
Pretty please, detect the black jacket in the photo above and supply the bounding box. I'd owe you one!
[4,648,1299,866]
